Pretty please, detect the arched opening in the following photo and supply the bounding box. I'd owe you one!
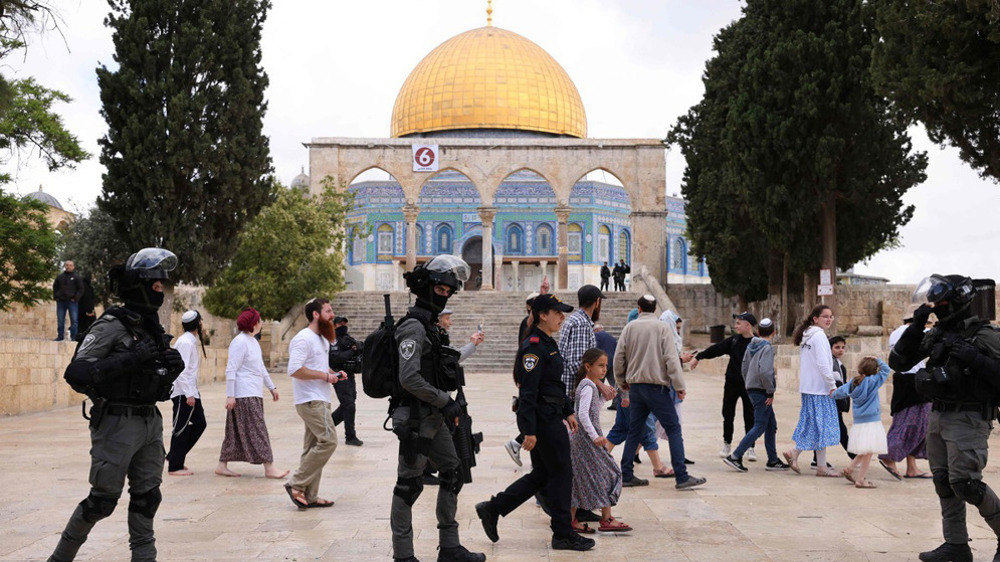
[413,223,424,256]
[376,223,395,262]
[535,224,554,256]
[568,223,583,257]
[566,167,632,290]
[506,223,524,255]
[435,223,454,254]
[597,224,612,264]
[460,236,497,291]
[494,168,558,290]
[671,236,687,274]
[347,166,405,270]
[618,228,631,266]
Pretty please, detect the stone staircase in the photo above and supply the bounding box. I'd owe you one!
[326,289,642,373]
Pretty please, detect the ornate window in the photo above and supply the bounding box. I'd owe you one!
[507,224,523,254]
[536,224,553,254]
[618,229,630,264]
[671,237,686,273]
[597,225,611,263]
[413,224,424,255]
[568,223,583,255]
[377,224,394,256]
[436,224,453,254]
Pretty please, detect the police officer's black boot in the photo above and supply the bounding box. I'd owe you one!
[918,542,973,562]
[437,544,485,562]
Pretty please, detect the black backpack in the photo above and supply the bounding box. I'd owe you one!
[361,295,401,399]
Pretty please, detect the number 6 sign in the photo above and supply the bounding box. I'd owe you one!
[412,144,439,172]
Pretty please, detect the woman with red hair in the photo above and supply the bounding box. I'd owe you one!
[215,307,289,479]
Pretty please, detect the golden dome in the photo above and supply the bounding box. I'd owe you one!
[391,26,587,138]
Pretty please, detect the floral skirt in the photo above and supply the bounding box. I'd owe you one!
[879,403,931,462]
[792,393,841,450]
[219,397,273,464]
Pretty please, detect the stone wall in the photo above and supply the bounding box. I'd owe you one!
[0,338,230,416]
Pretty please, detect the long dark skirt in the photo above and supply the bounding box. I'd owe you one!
[878,402,931,462]
[219,396,273,464]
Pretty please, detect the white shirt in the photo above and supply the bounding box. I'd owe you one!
[889,324,926,374]
[288,327,332,405]
[225,332,276,398]
[171,331,201,399]
[798,326,836,395]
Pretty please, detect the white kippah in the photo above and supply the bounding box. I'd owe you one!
[642,294,656,302]
[181,310,199,323]
[759,317,773,328]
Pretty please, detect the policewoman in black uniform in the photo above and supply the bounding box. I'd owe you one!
[476,294,596,552]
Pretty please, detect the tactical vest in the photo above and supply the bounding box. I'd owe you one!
[919,321,1000,404]
[401,312,463,394]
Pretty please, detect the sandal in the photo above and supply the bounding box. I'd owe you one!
[815,468,841,478]
[307,498,334,508]
[571,519,595,534]
[878,459,903,481]
[855,480,877,489]
[653,467,675,478]
[284,483,308,509]
[598,517,633,533]
[841,467,856,483]
[783,451,800,474]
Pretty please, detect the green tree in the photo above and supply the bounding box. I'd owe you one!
[872,1,1000,182]
[58,206,132,306]
[97,0,274,284]
[0,192,57,310]
[668,19,771,303]
[203,180,352,321]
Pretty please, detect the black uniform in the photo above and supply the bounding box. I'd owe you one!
[599,265,611,292]
[891,310,1000,556]
[487,326,575,539]
[696,334,755,446]
[329,327,361,442]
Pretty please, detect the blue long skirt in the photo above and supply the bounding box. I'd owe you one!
[792,393,841,450]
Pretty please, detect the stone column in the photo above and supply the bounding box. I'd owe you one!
[539,260,549,291]
[555,206,571,290]
[512,260,519,292]
[630,210,669,281]
[403,204,420,272]
[477,206,497,290]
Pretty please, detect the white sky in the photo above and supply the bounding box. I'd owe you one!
[6,0,999,285]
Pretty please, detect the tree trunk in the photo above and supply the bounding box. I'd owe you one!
[820,196,838,331]
[781,252,789,340]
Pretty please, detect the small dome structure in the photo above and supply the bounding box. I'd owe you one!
[291,167,310,189]
[26,185,64,210]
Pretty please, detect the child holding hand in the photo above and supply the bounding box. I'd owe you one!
[570,348,631,533]
[831,357,890,489]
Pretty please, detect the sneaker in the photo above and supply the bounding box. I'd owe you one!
[809,460,835,470]
[504,439,522,467]
[552,533,596,551]
[684,458,695,465]
[345,437,364,447]
[634,453,642,464]
[917,542,973,562]
[719,442,731,458]
[475,500,500,543]
[675,475,707,490]
[723,455,748,473]
[622,477,649,487]
[746,448,757,462]
[766,460,791,471]
[437,544,486,562]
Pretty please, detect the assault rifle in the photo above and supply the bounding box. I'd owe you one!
[450,368,483,483]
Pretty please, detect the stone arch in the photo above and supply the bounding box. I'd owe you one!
[494,168,558,209]
[417,168,482,208]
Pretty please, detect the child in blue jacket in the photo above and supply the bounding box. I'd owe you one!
[831,357,890,489]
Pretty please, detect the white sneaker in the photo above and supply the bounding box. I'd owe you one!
[719,442,731,458]
[746,448,757,462]
[504,439,522,467]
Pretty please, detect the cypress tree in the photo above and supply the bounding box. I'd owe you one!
[96,0,274,284]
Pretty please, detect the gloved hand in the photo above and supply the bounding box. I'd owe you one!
[161,348,185,376]
[442,399,463,421]
[912,304,933,327]
[949,339,982,365]
[131,338,159,363]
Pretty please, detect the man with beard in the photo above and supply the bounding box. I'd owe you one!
[329,316,363,447]
[284,298,347,509]
[50,248,185,562]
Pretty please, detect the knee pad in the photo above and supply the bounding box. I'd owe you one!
[933,471,956,499]
[437,468,464,495]
[128,486,162,519]
[952,479,987,506]
[393,476,424,507]
[80,493,118,523]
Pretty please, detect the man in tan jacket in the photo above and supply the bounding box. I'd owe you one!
[614,295,706,490]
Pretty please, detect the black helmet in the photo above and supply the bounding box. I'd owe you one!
[109,247,177,314]
[404,255,471,313]
[913,274,975,324]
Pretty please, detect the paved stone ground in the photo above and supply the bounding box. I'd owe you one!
[2,369,999,561]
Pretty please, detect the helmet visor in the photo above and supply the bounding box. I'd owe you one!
[126,248,178,279]
[425,255,471,283]
[913,275,952,305]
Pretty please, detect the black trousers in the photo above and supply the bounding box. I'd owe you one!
[332,373,358,440]
[722,378,755,445]
[166,397,206,472]
[600,278,609,291]
[490,414,573,539]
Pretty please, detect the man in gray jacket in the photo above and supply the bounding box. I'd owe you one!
[614,295,706,490]
[724,319,790,472]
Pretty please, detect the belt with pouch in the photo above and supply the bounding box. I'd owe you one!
[931,400,984,414]
[106,404,158,417]
[541,395,566,407]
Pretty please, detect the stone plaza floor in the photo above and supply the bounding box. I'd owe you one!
[2,369,998,561]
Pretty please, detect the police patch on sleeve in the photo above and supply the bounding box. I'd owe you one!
[399,339,416,361]
[78,333,97,353]
[523,354,539,372]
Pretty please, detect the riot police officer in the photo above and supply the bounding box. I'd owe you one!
[50,248,185,562]
[390,255,485,562]
[890,275,1000,562]
[476,294,596,552]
